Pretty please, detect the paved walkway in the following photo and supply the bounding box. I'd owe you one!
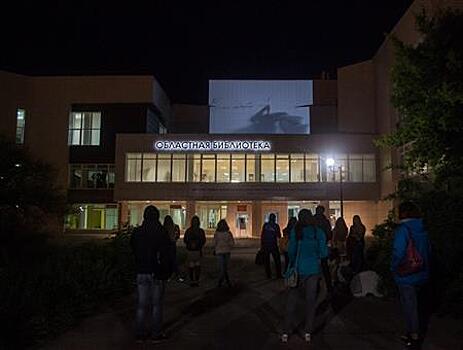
[43,241,463,350]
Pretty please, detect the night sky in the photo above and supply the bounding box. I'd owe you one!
[0,0,413,104]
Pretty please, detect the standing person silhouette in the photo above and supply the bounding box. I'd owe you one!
[213,219,235,288]
[261,213,283,279]
[349,215,366,274]
[184,216,206,287]
[392,202,431,349]
[163,215,183,281]
[314,205,333,293]
[131,205,173,344]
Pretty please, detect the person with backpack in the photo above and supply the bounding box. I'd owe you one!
[260,213,283,279]
[314,205,333,293]
[281,209,328,344]
[184,215,206,287]
[130,205,173,344]
[163,215,183,282]
[281,217,297,273]
[392,202,431,350]
[213,219,235,288]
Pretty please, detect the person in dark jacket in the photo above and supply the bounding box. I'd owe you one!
[314,205,333,293]
[349,215,366,274]
[163,215,182,281]
[391,202,431,349]
[281,217,297,273]
[183,216,206,287]
[130,205,172,343]
[261,213,282,279]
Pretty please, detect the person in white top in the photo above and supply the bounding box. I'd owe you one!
[213,219,235,287]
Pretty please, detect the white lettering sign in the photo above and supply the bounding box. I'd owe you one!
[154,140,272,152]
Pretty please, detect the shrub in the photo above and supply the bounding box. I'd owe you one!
[366,211,397,297]
[0,232,134,349]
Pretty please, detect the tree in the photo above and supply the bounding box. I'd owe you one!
[0,137,66,235]
[378,8,463,183]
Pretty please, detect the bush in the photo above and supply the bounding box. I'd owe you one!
[366,211,397,297]
[0,232,134,349]
[366,188,463,318]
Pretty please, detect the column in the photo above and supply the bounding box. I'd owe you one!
[186,200,196,227]
[252,200,262,238]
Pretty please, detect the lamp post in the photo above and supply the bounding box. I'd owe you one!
[326,157,344,218]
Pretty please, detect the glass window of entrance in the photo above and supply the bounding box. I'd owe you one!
[231,154,245,182]
[276,154,290,182]
[217,154,231,182]
[261,153,275,182]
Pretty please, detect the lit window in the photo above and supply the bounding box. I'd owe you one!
[142,154,156,182]
[65,204,119,230]
[70,164,115,188]
[348,154,363,182]
[305,154,319,182]
[276,154,289,182]
[172,154,186,182]
[68,112,101,146]
[363,154,376,182]
[201,154,216,182]
[326,154,347,182]
[290,154,304,182]
[231,154,245,183]
[126,153,142,182]
[157,154,172,182]
[246,154,256,182]
[217,154,231,182]
[15,108,26,144]
[189,154,201,182]
[261,154,275,182]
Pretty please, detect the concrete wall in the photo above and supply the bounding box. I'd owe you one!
[337,61,376,134]
[170,104,209,134]
[0,71,30,143]
[0,72,167,189]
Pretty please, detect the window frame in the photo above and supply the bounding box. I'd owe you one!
[68,111,102,146]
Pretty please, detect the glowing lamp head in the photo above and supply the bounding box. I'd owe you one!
[326,158,335,167]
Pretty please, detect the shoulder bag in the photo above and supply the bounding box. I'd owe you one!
[285,240,302,288]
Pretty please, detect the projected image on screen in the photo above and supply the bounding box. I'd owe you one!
[209,80,313,134]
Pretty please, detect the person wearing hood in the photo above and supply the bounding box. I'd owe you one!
[391,201,432,349]
[131,205,173,344]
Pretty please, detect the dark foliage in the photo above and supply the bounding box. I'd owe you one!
[0,232,135,349]
[0,137,66,235]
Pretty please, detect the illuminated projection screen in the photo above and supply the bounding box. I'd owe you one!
[209,80,313,134]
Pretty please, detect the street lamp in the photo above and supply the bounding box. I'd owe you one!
[326,157,344,218]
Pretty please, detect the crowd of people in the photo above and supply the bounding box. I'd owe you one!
[130,202,431,349]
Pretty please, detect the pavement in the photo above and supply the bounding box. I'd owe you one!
[42,240,463,350]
